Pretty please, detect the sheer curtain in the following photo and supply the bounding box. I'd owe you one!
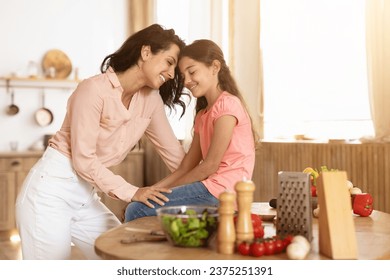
[128,0,154,35]
[365,0,390,142]
[229,0,263,140]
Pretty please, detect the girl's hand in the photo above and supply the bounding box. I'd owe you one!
[132,186,172,208]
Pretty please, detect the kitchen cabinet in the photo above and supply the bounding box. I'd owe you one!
[0,150,144,232]
[0,152,41,231]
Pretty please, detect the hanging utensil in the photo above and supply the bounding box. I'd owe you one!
[6,89,20,116]
[35,90,54,126]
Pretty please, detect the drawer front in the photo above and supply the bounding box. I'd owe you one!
[0,158,23,172]
[0,156,40,172]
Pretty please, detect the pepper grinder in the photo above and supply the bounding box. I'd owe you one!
[235,179,255,243]
[217,191,236,254]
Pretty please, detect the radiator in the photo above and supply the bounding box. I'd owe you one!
[252,141,390,214]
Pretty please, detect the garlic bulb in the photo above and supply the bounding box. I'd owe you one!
[286,235,311,260]
[313,206,320,218]
[350,187,362,195]
[287,243,308,260]
[346,180,353,190]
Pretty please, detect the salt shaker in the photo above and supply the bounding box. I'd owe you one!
[217,191,236,254]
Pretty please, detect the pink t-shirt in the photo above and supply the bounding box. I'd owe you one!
[49,67,184,202]
[194,91,255,199]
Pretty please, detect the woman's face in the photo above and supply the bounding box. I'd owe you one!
[142,44,180,89]
[179,56,217,98]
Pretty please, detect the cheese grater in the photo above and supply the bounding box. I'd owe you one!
[276,171,313,241]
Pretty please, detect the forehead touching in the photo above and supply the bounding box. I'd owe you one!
[160,44,180,62]
[179,56,198,73]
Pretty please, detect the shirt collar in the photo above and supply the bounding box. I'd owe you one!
[106,66,122,89]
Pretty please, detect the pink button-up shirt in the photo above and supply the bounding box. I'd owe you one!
[49,67,184,202]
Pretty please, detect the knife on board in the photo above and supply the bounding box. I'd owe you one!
[124,227,165,236]
[120,227,167,244]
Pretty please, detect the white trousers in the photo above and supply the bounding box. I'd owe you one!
[15,147,121,260]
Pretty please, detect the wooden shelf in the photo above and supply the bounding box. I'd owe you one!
[0,76,79,90]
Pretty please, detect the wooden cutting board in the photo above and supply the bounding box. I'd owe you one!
[120,227,167,244]
[41,49,72,79]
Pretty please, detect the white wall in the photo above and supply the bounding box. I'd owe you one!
[0,0,128,151]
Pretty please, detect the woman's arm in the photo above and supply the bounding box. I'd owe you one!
[154,115,237,188]
[152,133,203,188]
[144,94,185,172]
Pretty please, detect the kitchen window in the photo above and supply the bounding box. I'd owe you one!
[156,0,373,141]
[261,0,373,140]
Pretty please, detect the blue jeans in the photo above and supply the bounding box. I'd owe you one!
[124,181,219,222]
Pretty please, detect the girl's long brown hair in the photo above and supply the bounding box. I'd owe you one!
[180,39,258,143]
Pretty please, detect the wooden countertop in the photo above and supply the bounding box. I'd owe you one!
[95,205,390,260]
[0,150,44,157]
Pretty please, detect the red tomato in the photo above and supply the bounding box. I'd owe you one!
[251,214,262,227]
[264,240,275,255]
[282,235,293,248]
[274,239,284,254]
[311,186,317,197]
[253,225,264,238]
[233,214,262,227]
[237,242,251,256]
[250,242,265,257]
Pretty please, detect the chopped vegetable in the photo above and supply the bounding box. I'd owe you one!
[161,208,217,247]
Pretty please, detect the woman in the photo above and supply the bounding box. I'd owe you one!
[125,39,257,221]
[15,24,187,259]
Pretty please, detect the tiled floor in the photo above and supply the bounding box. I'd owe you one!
[0,231,86,260]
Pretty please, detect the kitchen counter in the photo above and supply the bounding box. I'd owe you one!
[94,204,390,260]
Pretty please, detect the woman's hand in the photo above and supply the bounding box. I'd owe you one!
[131,186,172,208]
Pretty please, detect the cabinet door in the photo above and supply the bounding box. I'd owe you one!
[15,156,40,199]
[102,151,144,221]
[0,172,16,231]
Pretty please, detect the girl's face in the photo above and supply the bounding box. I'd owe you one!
[179,56,218,98]
[142,44,180,89]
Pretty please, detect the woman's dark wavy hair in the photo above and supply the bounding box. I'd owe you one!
[100,24,187,116]
[179,39,258,143]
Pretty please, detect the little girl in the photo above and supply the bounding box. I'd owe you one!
[125,39,257,221]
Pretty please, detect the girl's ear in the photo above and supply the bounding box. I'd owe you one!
[141,45,151,61]
[212,60,221,75]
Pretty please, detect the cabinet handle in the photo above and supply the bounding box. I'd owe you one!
[11,160,21,167]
